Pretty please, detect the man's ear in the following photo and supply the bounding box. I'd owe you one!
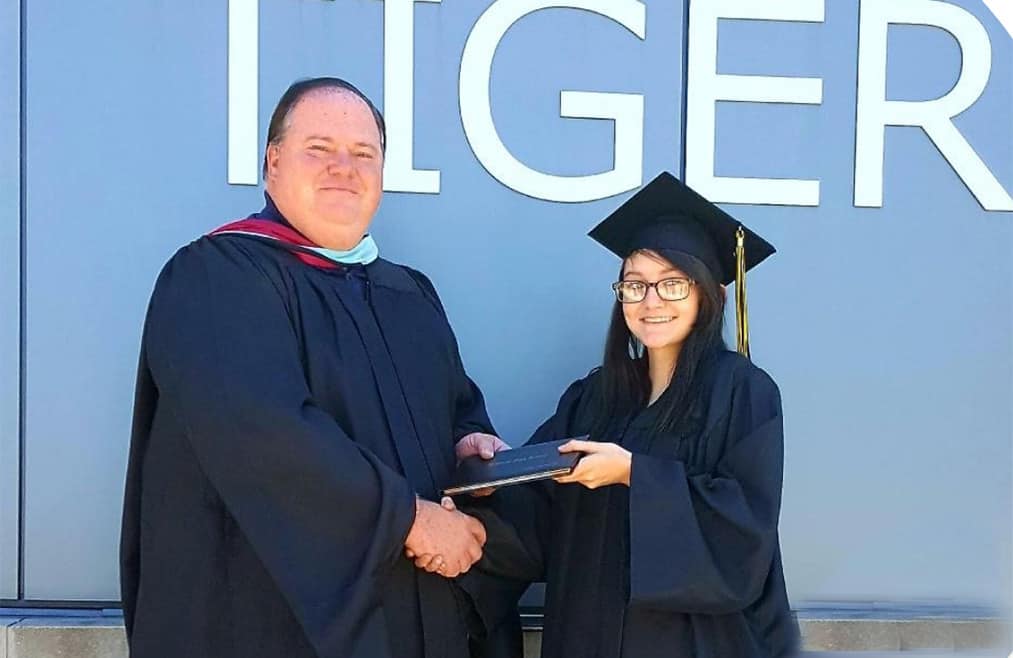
[264,143,281,181]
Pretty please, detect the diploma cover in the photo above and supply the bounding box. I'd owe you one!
[442,438,586,496]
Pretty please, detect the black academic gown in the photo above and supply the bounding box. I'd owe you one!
[481,351,800,658]
[120,219,498,658]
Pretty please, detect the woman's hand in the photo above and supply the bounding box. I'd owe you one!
[554,439,632,489]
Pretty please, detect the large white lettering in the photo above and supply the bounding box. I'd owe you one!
[383,0,442,194]
[459,0,645,203]
[227,0,259,186]
[225,0,1010,211]
[855,0,1013,211]
[685,0,825,207]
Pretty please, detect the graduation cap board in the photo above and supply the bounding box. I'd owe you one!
[588,171,776,358]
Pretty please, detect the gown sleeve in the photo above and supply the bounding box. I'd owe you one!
[473,376,590,582]
[120,345,157,636]
[628,364,786,614]
[401,267,495,440]
[454,376,590,644]
[140,239,417,655]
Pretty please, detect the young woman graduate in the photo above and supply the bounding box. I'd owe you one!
[462,172,800,658]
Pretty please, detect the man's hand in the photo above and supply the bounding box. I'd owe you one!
[455,432,510,461]
[404,497,486,577]
[554,439,631,489]
[454,432,510,496]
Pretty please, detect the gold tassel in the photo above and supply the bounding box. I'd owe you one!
[735,226,750,359]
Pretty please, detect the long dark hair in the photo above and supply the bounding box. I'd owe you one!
[590,249,727,440]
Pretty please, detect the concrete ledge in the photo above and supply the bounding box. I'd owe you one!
[799,619,1009,652]
[519,615,1009,656]
[0,613,1007,657]
[6,619,126,658]
[793,604,1010,654]
[523,625,1008,656]
[2,617,24,658]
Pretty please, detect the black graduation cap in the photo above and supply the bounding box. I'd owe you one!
[588,171,775,358]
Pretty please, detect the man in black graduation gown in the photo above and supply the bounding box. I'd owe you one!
[120,78,513,658]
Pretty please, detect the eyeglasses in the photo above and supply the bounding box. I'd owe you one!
[611,277,695,303]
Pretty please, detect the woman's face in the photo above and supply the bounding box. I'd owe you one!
[620,251,701,353]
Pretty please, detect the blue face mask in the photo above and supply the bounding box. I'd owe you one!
[307,235,379,266]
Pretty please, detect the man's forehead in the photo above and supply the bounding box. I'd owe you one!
[287,89,376,128]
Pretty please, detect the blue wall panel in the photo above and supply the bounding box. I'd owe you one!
[0,0,21,601]
[13,0,1012,608]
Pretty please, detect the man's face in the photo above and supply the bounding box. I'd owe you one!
[265,90,384,249]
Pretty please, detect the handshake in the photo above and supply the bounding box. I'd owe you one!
[402,433,509,578]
